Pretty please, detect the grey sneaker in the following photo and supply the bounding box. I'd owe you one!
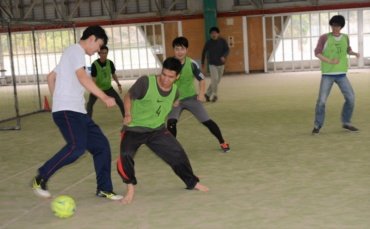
[96,190,123,200]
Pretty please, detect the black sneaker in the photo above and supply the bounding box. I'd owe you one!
[96,190,123,200]
[342,124,359,132]
[312,127,320,135]
[211,95,218,102]
[204,94,210,102]
[32,175,51,198]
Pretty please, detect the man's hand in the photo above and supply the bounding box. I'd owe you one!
[118,85,123,94]
[330,58,339,64]
[173,100,180,107]
[220,56,226,64]
[123,114,132,125]
[197,94,205,102]
[102,96,116,108]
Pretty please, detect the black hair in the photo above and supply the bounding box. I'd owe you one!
[329,15,345,28]
[100,45,109,52]
[172,36,189,48]
[80,25,108,46]
[162,57,182,75]
[209,26,220,34]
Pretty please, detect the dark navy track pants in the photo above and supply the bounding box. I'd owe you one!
[38,111,113,192]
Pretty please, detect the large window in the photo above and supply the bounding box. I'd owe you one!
[0,23,165,83]
[264,9,369,72]
[363,10,370,58]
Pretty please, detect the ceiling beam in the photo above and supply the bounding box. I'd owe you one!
[310,0,319,6]
[102,0,114,19]
[166,0,178,11]
[249,0,263,9]
[12,0,21,18]
[0,1,14,20]
[52,0,67,21]
[115,0,130,16]
[67,0,84,19]
[23,0,41,19]
[154,0,163,16]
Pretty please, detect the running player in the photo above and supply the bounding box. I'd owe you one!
[167,36,230,153]
[86,45,125,118]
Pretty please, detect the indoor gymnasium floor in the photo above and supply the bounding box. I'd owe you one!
[1,70,370,228]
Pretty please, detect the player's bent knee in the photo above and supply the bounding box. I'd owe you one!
[202,119,214,127]
[167,119,178,136]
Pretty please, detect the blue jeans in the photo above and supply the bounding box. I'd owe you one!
[314,74,355,128]
[38,111,114,192]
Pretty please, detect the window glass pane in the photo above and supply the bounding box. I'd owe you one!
[302,38,311,60]
[349,35,358,56]
[364,10,370,33]
[274,40,283,62]
[339,11,349,34]
[274,16,283,38]
[311,13,320,36]
[320,12,329,34]
[283,16,292,38]
[364,35,370,57]
[348,11,357,34]
[1,35,9,55]
[292,15,301,37]
[301,14,310,37]
[265,17,273,39]
[283,39,292,61]
[292,38,301,60]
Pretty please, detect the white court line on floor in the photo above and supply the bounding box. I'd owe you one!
[0,163,42,184]
[0,172,96,229]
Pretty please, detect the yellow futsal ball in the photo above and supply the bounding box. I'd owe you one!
[51,195,76,218]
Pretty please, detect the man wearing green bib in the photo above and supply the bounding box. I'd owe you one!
[312,15,360,134]
[117,57,209,204]
[167,37,230,153]
[86,45,125,118]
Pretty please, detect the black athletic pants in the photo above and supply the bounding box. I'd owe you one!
[117,128,199,189]
[86,87,125,117]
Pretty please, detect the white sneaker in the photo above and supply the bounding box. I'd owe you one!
[32,176,51,198]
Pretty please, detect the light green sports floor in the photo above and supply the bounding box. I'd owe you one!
[1,70,370,229]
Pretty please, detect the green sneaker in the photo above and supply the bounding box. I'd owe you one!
[32,175,51,198]
[96,190,123,200]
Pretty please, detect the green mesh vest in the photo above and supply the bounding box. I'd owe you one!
[176,57,196,100]
[94,59,112,90]
[321,33,349,74]
[129,75,177,129]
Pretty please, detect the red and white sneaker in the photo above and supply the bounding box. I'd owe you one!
[220,142,230,153]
